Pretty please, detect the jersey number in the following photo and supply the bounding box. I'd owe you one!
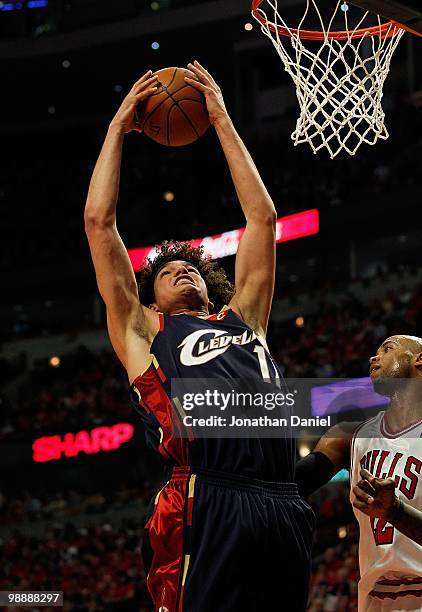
[253,345,281,387]
[371,517,394,545]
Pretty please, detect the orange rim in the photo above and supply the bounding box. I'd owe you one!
[251,0,400,40]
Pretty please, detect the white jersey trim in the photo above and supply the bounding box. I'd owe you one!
[380,414,422,439]
[350,414,380,474]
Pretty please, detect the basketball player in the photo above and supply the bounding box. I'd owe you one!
[296,335,422,611]
[85,63,314,611]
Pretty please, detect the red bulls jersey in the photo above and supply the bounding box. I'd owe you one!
[350,412,422,611]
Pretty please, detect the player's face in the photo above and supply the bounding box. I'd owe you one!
[152,260,210,313]
[369,336,414,395]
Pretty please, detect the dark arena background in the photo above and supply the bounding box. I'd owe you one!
[0,0,421,610]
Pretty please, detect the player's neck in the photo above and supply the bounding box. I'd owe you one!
[386,383,422,431]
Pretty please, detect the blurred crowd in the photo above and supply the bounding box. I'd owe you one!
[1,520,152,611]
[271,280,422,378]
[0,484,151,528]
[0,347,130,442]
[3,261,419,342]
[308,536,360,612]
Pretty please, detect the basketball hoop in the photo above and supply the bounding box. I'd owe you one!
[252,0,405,158]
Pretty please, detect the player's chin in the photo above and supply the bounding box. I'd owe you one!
[175,282,198,293]
[174,283,202,301]
[372,375,399,397]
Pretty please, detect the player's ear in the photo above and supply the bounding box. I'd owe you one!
[149,303,160,312]
[208,300,215,313]
[414,351,422,373]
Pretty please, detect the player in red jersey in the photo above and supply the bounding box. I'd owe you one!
[85,63,314,611]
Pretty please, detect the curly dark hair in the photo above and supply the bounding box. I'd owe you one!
[137,240,235,312]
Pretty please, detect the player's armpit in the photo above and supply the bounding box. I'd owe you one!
[229,214,276,335]
[107,307,158,381]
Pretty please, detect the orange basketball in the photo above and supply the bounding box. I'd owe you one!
[135,67,210,147]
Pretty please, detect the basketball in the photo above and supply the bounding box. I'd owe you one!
[135,66,210,146]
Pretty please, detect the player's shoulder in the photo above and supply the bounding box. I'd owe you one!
[324,420,362,440]
[380,412,422,439]
[350,413,385,469]
[351,411,384,440]
[320,416,382,459]
[312,420,361,471]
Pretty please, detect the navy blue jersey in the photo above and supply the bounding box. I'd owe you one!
[131,307,295,481]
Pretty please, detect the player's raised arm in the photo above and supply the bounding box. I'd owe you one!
[185,62,277,336]
[84,71,160,369]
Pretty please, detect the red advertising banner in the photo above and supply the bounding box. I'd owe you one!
[128,209,319,271]
[32,423,134,463]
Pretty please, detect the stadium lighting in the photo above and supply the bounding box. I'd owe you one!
[28,0,48,6]
[244,23,253,31]
[0,2,18,9]
[298,444,311,458]
[163,191,175,202]
[0,0,48,9]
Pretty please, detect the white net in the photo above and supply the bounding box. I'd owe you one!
[252,0,405,158]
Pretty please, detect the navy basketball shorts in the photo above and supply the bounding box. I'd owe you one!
[142,467,315,612]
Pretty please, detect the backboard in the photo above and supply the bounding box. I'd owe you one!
[347,0,422,35]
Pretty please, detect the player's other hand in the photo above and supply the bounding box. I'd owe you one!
[109,71,159,134]
[352,468,397,522]
[185,61,229,125]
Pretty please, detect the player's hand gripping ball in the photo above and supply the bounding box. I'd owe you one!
[184,60,229,126]
[109,70,160,134]
[135,66,210,146]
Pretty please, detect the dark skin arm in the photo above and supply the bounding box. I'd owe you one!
[295,422,359,497]
[312,421,359,472]
[353,468,422,546]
